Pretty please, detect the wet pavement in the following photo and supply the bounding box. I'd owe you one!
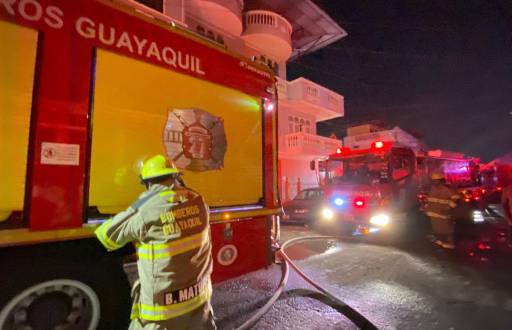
[212,224,512,329]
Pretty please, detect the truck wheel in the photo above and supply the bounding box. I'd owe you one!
[0,279,100,330]
[0,247,132,330]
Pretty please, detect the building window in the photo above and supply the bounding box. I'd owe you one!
[299,119,305,132]
[294,117,300,133]
[195,26,226,47]
[305,120,310,134]
[134,0,163,12]
[196,26,205,36]
[306,86,318,97]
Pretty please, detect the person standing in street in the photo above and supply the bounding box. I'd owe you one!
[425,172,461,249]
[95,154,216,329]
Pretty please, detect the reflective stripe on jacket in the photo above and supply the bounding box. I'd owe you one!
[94,184,213,321]
[424,184,460,221]
[137,229,210,260]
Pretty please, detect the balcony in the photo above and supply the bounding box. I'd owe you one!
[279,132,342,159]
[242,10,292,62]
[286,78,344,121]
[187,0,244,35]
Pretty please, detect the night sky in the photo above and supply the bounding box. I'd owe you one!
[287,0,512,162]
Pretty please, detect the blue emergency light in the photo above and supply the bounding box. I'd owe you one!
[333,197,344,206]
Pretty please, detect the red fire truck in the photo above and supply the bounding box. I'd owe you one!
[316,141,481,234]
[317,140,423,234]
[426,150,480,190]
[0,1,279,328]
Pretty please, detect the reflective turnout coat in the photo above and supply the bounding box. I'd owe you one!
[95,184,213,322]
[425,184,460,236]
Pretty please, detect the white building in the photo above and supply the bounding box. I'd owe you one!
[344,124,426,153]
[125,0,346,200]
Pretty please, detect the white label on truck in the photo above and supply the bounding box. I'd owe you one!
[41,142,80,166]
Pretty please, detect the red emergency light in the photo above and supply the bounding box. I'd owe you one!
[370,141,392,152]
[477,242,491,251]
[336,147,351,155]
[353,197,365,208]
[332,141,391,158]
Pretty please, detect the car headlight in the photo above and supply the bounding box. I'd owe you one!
[321,208,334,221]
[370,214,390,226]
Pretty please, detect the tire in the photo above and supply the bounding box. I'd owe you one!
[0,240,132,330]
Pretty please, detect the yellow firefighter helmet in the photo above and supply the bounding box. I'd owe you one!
[140,154,180,181]
[431,171,445,180]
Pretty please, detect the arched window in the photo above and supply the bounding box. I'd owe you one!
[294,117,300,133]
[196,26,205,36]
[305,120,311,134]
[135,0,163,12]
[288,116,294,133]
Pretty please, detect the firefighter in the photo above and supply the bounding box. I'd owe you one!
[424,172,461,249]
[95,154,216,329]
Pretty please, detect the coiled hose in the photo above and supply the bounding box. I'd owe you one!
[235,235,378,330]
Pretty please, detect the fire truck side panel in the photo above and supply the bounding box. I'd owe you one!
[28,29,93,230]
[210,216,271,283]
[0,21,37,222]
[89,50,264,212]
[0,0,276,232]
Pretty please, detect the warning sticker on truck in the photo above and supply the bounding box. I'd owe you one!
[41,142,80,166]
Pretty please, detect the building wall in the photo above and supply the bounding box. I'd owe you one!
[183,11,286,78]
[343,126,426,152]
[279,158,319,201]
[278,108,317,137]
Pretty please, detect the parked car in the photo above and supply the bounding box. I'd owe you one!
[282,187,324,225]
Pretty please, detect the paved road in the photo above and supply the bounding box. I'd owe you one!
[280,224,512,329]
[213,223,512,329]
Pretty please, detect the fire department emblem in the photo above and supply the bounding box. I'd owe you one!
[164,108,227,172]
[217,244,238,266]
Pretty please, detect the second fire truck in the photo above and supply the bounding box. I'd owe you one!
[315,128,480,235]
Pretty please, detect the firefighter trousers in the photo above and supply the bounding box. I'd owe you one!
[429,217,455,243]
[128,302,216,330]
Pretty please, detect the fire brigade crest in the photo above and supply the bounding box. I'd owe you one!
[164,108,227,172]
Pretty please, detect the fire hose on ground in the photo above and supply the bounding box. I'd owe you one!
[235,235,379,330]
